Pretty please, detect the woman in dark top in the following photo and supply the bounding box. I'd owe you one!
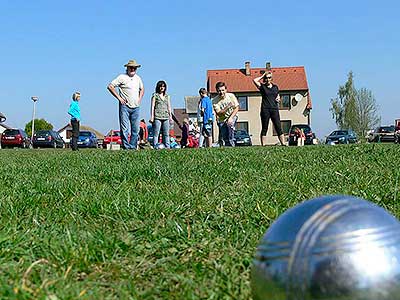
[253,71,286,146]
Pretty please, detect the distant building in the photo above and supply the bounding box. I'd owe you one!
[174,96,202,138]
[0,112,6,123]
[172,108,189,138]
[58,124,105,147]
[0,123,11,134]
[207,61,312,145]
[177,61,313,145]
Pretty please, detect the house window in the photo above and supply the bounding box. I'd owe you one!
[273,120,292,136]
[237,96,248,111]
[236,122,249,133]
[279,94,291,110]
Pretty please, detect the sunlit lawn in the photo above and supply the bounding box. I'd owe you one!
[0,144,399,299]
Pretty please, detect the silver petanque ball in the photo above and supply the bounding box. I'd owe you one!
[251,195,400,300]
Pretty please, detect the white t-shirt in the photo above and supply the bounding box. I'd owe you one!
[212,92,239,122]
[110,74,144,108]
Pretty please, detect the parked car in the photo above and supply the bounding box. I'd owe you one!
[32,130,65,148]
[1,129,30,148]
[367,126,396,143]
[234,130,252,146]
[325,129,358,145]
[288,124,316,146]
[77,131,98,148]
[395,119,400,144]
[103,130,122,148]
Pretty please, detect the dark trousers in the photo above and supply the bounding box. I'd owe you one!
[217,122,224,147]
[260,109,283,136]
[218,117,237,147]
[71,119,80,150]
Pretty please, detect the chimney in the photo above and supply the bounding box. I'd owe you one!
[266,62,271,71]
[245,61,251,76]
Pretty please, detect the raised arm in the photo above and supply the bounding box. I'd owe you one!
[253,73,266,88]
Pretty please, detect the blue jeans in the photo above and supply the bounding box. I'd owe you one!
[220,117,237,147]
[119,104,140,150]
[153,119,170,148]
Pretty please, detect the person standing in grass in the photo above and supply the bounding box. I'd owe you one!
[253,71,286,146]
[212,82,239,147]
[197,97,204,148]
[68,91,81,151]
[107,59,144,150]
[150,80,172,149]
[199,88,214,147]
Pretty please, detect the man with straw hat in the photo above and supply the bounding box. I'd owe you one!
[107,59,144,150]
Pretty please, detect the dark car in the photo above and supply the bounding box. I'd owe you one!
[77,131,98,148]
[367,126,396,143]
[1,129,30,148]
[234,130,252,146]
[326,129,358,145]
[288,124,316,146]
[32,130,65,148]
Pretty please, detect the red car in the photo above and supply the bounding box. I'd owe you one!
[1,128,31,148]
[103,130,122,148]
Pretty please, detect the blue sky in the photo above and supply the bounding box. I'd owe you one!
[0,0,398,138]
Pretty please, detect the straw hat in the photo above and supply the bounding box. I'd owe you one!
[124,59,141,68]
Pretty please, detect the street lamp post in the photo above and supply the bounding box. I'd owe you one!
[31,96,38,141]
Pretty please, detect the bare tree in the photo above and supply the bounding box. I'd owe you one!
[355,88,380,138]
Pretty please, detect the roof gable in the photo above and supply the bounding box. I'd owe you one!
[207,66,309,93]
[0,123,11,130]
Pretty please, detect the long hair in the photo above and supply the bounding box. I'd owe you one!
[155,81,167,94]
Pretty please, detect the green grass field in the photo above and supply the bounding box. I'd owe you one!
[0,144,399,299]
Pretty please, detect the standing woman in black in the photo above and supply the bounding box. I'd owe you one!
[253,72,286,146]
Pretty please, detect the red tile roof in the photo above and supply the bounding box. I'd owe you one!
[207,66,312,109]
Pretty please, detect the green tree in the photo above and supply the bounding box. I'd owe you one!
[330,72,380,139]
[25,119,53,137]
[330,71,358,130]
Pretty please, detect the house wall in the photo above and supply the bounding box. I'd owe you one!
[212,91,311,145]
[59,130,71,143]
